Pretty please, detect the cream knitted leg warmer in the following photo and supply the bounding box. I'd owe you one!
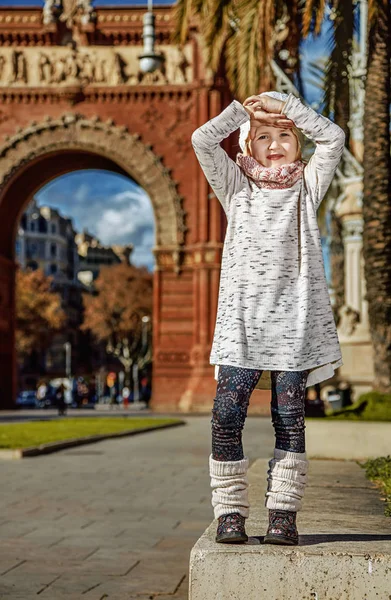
[209,454,250,519]
[264,448,309,512]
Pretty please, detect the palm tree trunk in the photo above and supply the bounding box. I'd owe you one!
[329,209,345,326]
[362,0,391,392]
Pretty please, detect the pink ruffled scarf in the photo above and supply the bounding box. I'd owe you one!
[236,153,305,190]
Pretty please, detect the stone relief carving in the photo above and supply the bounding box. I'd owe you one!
[0,55,6,80]
[42,0,95,27]
[0,46,192,88]
[338,305,361,336]
[59,0,95,28]
[11,51,28,84]
[42,0,58,25]
[36,49,111,85]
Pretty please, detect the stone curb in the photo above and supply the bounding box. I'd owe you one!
[0,420,186,460]
[189,458,391,599]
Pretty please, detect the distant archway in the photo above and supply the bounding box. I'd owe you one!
[0,114,187,408]
[0,112,186,257]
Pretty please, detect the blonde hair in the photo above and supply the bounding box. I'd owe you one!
[245,126,304,162]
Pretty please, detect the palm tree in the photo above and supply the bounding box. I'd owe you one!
[303,1,354,144]
[172,0,304,100]
[362,0,391,391]
[172,0,354,112]
[174,0,391,391]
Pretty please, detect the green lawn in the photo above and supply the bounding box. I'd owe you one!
[360,455,391,517]
[0,417,182,449]
[326,391,391,422]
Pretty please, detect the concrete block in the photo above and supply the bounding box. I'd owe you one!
[189,459,391,600]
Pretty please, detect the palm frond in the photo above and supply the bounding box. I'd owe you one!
[321,0,354,138]
[171,0,208,46]
[204,0,234,71]
[225,29,239,95]
[367,0,386,23]
[302,0,326,37]
[171,0,192,46]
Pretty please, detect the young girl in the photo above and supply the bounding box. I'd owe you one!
[191,91,345,545]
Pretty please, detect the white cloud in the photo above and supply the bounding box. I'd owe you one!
[95,191,154,244]
[35,170,156,271]
[74,182,91,203]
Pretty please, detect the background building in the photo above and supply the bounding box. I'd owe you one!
[76,228,134,289]
[15,198,137,388]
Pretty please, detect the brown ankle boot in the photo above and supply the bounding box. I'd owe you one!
[216,513,248,543]
[263,509,299,545]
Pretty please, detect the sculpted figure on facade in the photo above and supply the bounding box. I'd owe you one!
[79,53,95,84]
[171,49,191,84]
[64,49,80,82]
[94,57,108,84]
[42,0,59,25]
[58,0,95,28]
[339,305,361,336]
[11,51,28,84]
[113,53,126,85]
[0,55,6,82]
[52,56,67,83]
[38,52,53,83]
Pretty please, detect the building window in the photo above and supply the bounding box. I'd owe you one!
[26,261,38,271]
[51,224,57,234]
[38,217,48,233]
[27,242,37,258]
[50,243,57,257]
[30,222,35,232]
[38,241,46,259]
[49,264,57,275]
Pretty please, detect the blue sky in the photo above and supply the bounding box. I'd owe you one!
[7,1,333,272]
[36,171,155,270]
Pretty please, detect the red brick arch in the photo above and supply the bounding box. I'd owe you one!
[0,4,270,413]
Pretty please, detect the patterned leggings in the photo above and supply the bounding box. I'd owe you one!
[211,365,310,461]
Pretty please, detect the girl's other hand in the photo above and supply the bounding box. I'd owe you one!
[243,95,294,128]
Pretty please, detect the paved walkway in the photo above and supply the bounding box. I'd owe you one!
[0,415,389,599]
[0,416,274,600]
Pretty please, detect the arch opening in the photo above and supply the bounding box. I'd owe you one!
[0,115,186,409]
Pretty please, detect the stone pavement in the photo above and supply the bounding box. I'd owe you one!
[0,415,274,600]
[0,414,389,599]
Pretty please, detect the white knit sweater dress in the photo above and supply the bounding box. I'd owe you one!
[191,93,346,390]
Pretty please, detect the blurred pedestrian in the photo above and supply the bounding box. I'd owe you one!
[122,386,130,409]
[55,383,67,416]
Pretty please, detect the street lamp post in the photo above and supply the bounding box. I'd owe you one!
[142,315,150,349]
[138,0,164,74]
[64,342,71,378]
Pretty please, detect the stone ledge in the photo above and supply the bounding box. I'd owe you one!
[189,458,391,600]
[0,420,185,460]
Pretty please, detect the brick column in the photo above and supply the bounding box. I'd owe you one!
[0,256,17,409]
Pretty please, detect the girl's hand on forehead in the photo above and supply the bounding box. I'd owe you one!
[243,95,294,128]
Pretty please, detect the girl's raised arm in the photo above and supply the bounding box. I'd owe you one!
[281,93,346,211]
[191,100,250,217]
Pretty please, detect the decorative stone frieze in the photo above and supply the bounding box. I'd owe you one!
[0,45,193,88]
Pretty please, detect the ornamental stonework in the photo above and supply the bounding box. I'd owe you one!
[0,113,187,252]
[0,45,192,88]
